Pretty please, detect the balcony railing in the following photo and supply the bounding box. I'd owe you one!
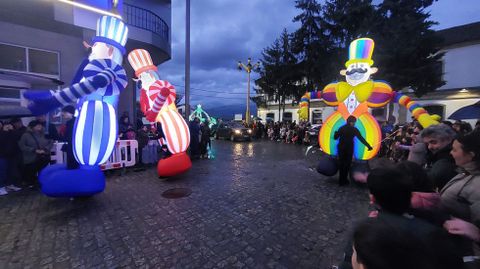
[123,3,169,42]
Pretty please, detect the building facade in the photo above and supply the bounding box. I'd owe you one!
[0,0,171,123]
[257,22,480,126]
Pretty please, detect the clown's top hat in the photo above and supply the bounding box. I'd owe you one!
[92,16,129,55]
[128,49,158,78]
[345,38,375,67]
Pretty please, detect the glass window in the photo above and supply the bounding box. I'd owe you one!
[283,112,292,122]
[371,108,385,117]
[0,88,21,99]
[266,113,275,122]
[0,43,26,71]
[28,49,59,75]
[423,105,444,119]
[312,111,322,124]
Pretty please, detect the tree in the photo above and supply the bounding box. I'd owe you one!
[373,0,444,96]
[256,29,298,121]
[291,0,332,96]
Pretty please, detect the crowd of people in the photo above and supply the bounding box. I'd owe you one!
[332,119,480,269]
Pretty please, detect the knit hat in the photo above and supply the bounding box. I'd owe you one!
[92,16,129,55]
[128,49,158,78]
[61,105,75,115]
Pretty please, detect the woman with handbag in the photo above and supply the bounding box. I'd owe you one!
[18,120,52,188]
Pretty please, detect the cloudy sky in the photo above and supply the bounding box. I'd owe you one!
[157,0,480,113]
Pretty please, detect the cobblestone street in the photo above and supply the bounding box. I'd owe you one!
[0,140,370,269]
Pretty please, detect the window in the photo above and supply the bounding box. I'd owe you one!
[371,108,386,118]
[266,113,275,122]
[283,112,292,122]
[423,105,445,119]
[312,110,322,124]
[0,88,21,99]
[0,43,26,72]
[28,49,59,75]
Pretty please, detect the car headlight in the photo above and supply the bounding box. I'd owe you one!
[234,129,241,134]
[247,129,252,133]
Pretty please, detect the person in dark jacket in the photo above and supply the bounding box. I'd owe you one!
[189,118,201,159]
[200,120,211,159]
[136,125,149,166]
[334,116,372,186]
[420,124,457,190]
[61,105,79,170]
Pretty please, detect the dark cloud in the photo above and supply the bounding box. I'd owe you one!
[158,0,479,109]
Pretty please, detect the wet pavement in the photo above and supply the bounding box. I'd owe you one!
[0,140,370,269]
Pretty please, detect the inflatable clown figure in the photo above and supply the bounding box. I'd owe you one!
[128,49,191,177]
[298,38,439,179]
[23,16,129,197]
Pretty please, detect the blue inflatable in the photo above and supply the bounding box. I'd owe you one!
[24,16,128,197]
[316,155,338,176]
[39,164,105,197]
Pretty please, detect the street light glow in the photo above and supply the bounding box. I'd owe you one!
[57,0,122,19]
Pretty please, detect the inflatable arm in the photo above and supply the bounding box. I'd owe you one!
[24,59,126,115]
[393,92,439,128]
[298,91,323,121]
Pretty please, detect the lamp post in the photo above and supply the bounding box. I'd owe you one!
[237,58,260,125]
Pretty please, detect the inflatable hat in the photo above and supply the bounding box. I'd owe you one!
[92,16,129,55]
[346,38,375,67]
[128,49,158,78]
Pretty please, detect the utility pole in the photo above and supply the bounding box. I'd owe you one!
[185,0,191,119]
[237,58,260,125]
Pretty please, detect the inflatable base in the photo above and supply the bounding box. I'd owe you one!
[316,155,338,176]
[157,152,192,177]
[39,164,105,197]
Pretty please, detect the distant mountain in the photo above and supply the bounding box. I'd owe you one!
[201,102,257,120]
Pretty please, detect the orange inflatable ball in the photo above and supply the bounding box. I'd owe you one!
[157,152,192,177]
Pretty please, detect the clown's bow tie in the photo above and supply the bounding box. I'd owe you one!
[337,81,374,102]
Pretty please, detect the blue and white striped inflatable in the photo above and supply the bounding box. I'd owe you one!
[73,100,118,166]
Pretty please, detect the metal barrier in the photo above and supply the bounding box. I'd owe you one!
[51,140,138,171]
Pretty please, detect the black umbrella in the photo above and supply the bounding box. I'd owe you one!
[0,105,32,119]
[448,101,480,120]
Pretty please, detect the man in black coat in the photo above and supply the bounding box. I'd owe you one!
[61,106,79,170]
[334,116,372,186]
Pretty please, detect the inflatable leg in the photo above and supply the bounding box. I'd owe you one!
[39,165,105,197]
[157,152,192,177]
[350,160,370,183]
[316,155,338,176]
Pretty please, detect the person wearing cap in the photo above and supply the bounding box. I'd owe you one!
[60,105,79,170]
[127,49,177,120]
[22,16,129,197]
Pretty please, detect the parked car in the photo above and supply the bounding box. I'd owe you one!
[214,122,252,141]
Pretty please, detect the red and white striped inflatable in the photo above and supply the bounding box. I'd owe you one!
[149,80,176,108]
[158,108,190,154]
[127,49,158,77]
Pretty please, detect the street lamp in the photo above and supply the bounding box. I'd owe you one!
[237,57,260,125]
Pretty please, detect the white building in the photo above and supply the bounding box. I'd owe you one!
[257,22,480,125]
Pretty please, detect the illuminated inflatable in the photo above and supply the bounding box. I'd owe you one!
[128,50,191,177]
[298,38,439,179]
[24,16,129,197]
[189,104,217,128]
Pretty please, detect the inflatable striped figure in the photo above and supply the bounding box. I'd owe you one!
[23,16,129,197]
[128,52,192,177]
[298,38,439,177]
